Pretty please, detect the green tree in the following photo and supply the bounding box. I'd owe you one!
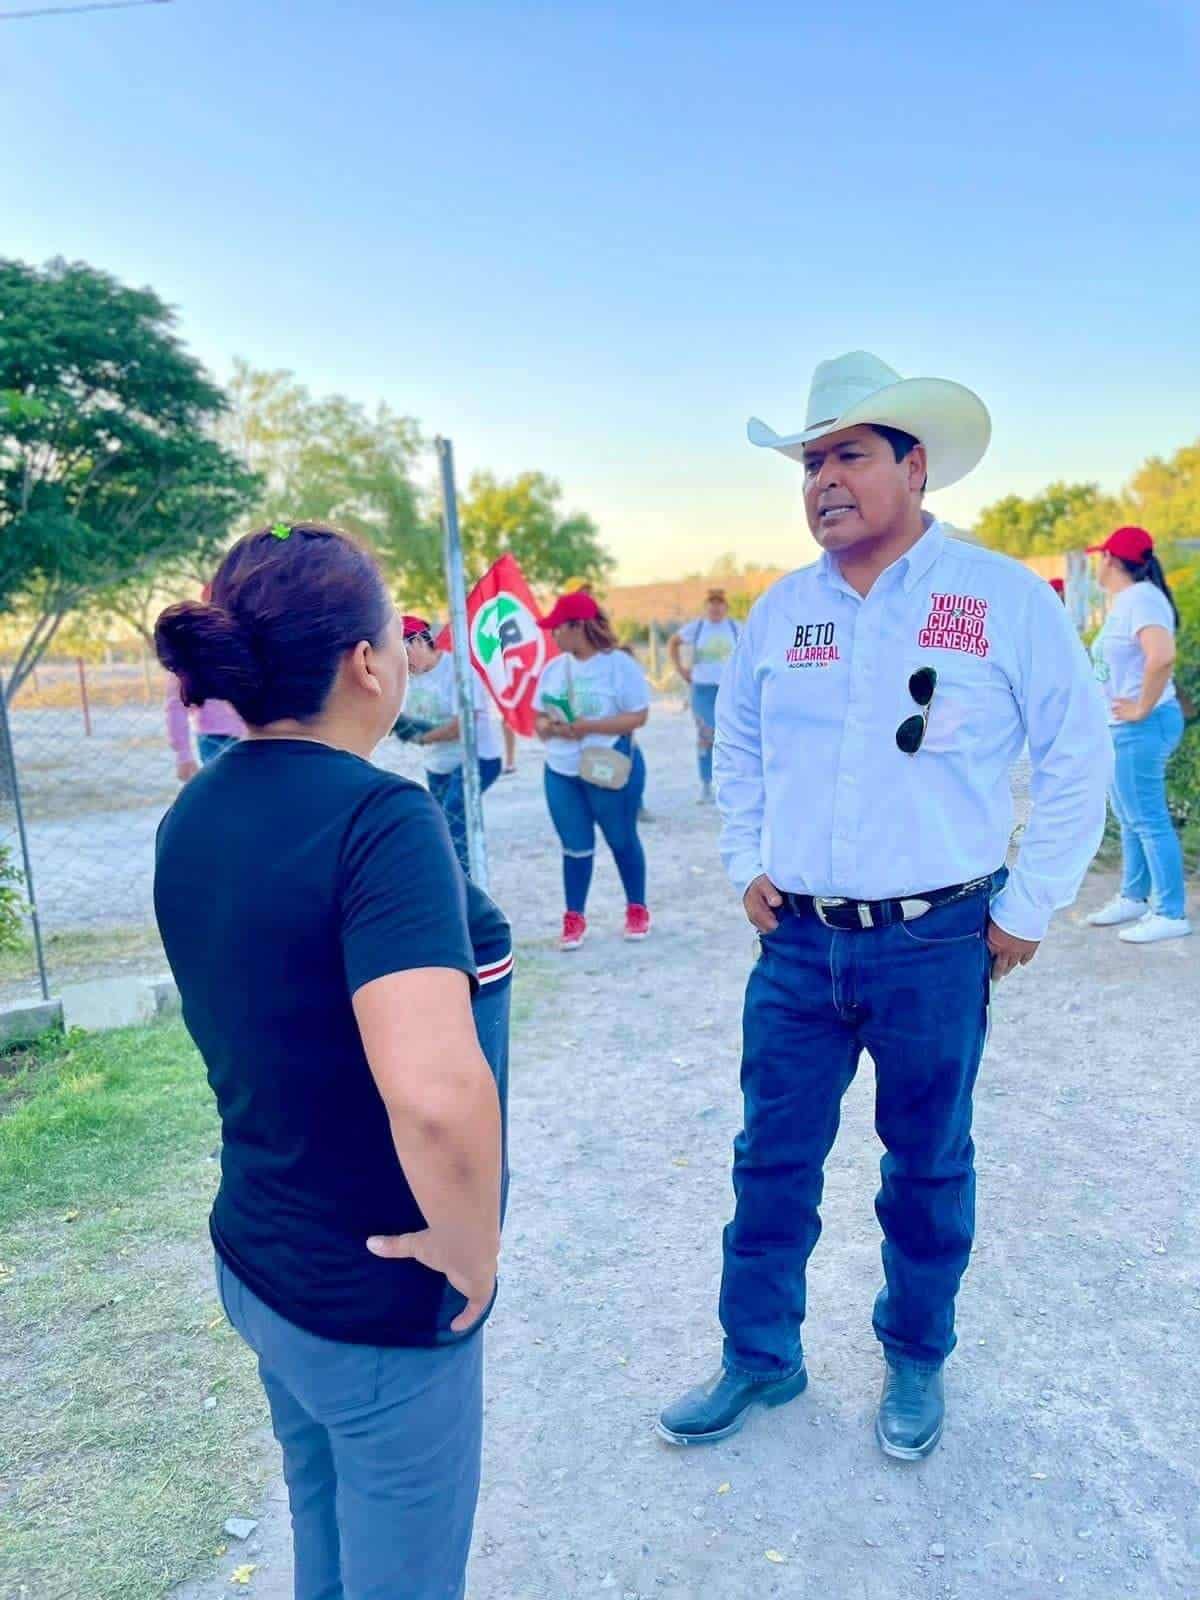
[0,258,259,699]
[973,438,1199,564]
[974,482,1125,558]
[459,470,613,599]
[1126,442,1200,555]
[218,361,443,604]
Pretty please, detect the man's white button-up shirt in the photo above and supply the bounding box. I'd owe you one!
[714,521,1113,942]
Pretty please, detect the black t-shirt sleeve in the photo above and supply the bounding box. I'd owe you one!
[340,783,477,997]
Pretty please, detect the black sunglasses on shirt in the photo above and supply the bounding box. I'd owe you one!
[896,666,938,755]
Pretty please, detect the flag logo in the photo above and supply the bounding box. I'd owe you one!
[472,591,547,721]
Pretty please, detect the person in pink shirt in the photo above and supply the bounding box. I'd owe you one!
[166,581,245,780]
[166,676,244,781]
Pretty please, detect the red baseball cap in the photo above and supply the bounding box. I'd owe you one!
[402,614,433,639]
[538,592,600,630]
[1086,526,1154,562]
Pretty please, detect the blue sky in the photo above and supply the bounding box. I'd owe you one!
[3,0,1198,580]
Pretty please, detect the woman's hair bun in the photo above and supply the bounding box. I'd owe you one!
[155,601,262,710]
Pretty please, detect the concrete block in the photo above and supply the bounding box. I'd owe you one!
[0,998,63,1050]
[59,974,178,1033]
[149,976,181,1017]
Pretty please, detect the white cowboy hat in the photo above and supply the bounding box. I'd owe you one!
[747,350,991,492]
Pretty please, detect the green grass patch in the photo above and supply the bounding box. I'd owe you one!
[0,957,553,1599]
[0,1022,268,1600]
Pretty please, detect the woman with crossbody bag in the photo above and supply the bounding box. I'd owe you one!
[534,591,651,951]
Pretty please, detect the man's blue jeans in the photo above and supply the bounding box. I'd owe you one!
[1110,701,1187,919]
[720,888,994,1376]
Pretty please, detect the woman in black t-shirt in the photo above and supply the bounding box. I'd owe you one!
[154,524,510,1600]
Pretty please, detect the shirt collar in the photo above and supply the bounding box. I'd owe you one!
[817,515,947,598]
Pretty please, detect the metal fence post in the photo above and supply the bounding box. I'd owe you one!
[0,678,51,1001]
[435,437,489,891]
[77,657,93,736]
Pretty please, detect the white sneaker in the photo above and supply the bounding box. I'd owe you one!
[1085,896,1149,928]
[1119,914,1192,945]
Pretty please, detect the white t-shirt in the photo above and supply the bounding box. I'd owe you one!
[1091,582,1177,723]
[679,616,741,686]
[402,652,503,774]
[537,649,651,777]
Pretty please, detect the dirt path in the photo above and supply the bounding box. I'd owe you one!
[174,702,1200,1600]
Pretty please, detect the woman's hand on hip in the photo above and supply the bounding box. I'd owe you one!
[1110,698,1146,723]
[367,1227,499,1333]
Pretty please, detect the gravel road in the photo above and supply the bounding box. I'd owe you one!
[160,700,1199,1600]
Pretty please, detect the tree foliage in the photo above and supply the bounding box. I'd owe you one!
[974,439,1199,563]
[218,361,441,598]
[459,470,613,603]
[0,258,259,697]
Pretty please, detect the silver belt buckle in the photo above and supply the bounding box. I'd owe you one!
[813,896,847,928]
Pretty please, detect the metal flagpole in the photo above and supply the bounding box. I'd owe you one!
[435,437,489,891]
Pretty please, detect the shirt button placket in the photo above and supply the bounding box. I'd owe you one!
[831,609,871,889]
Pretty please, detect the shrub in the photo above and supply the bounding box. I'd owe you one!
[0,841,26,952]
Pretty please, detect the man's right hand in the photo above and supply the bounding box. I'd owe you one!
[176,759,200,783]
[367,1227,498,1334]
[743,874,784,934]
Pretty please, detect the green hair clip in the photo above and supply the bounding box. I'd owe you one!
[270,522,292,541]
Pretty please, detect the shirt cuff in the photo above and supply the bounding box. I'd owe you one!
[727,853,765,901]
[988,880,1051,944]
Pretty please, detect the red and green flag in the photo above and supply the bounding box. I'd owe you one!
[436,554,557,736]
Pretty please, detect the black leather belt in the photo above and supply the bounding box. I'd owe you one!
[782,873,998,933]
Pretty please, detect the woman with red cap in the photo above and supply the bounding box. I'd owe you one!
[1084,526,1190,944]
[534,591,651,949]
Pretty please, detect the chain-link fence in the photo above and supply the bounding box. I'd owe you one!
[0,655,181,1006]
[0,654,430,1008]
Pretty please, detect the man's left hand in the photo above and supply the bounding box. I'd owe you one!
[1111,698,1146,723]
[986,920,1040,981]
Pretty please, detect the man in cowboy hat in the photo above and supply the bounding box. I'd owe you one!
[657,351,1112,1460]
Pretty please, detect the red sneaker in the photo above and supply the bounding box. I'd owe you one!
[624,904,652,941]
[561,911,588,951]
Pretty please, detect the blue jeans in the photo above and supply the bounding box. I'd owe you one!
[720,887,995,1376]
[216,1254,482,1600]
[427,758,502,878]
[1110,702,1187,919]
[543,741,647,912]
[691,682,719,786]
[198,733,238,764]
